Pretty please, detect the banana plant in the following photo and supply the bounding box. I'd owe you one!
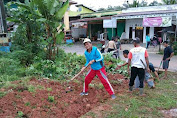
[33,0,69,60]
[7,0,42,43]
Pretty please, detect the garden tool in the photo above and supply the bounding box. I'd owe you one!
[140,59,153,78]
[70,64,90,81]
[157,61,162,74]
[65,64,89,93]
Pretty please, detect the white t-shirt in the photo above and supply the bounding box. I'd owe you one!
[128,46,149,69]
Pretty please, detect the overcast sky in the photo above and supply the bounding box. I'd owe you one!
[71,0,162,10]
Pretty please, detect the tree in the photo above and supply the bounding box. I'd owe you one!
[33,0,69,60]
[162,0,177,5]
[149,1,161,6]
[123,0,148,8]
[7,0,69,61]
[7,0,46,65]
[7,0,44,43]
[97,8,106,11]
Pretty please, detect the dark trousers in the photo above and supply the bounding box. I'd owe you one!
[107,48,114,52]
[129,67,145,88]
[146,41,150,48]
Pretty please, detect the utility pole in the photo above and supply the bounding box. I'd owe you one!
[0,0,7,33]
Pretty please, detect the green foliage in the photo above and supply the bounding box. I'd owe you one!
[28,85,36,92]
[33,0,69,59]
[0,56,25,79]
[172,41,177,55]
[104,54,129,77]
[162,0,177,5]
[0,92,7,98]
[48,95,54,102]
[17,111,24,118]
[25,102,30,106]
[26,50,86,79]
[47,88,52,91]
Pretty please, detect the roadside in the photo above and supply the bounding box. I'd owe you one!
[81,72,177,118]
[61,42,177,72]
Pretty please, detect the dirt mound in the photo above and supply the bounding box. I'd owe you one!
[0,74,128,118]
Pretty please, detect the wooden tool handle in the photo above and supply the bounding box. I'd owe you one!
[140,59,153,78]
[71,64,89,81]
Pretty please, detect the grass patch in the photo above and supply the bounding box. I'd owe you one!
[0,91,7,98]
[83,72,177,118]
[47,87,52,92]
[25,102,31,106]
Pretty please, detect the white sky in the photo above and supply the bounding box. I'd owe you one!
[71,0,162,10]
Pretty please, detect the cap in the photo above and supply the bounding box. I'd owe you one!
[83,38,91,44]
[133,37,140,44]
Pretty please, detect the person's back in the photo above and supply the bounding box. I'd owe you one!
[106,39,117,52]
[108,40,116,49]
[129,46,147,69]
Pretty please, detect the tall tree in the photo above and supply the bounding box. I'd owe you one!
[162,0,177,5]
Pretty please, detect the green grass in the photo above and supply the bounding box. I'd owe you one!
[82,72,177,118]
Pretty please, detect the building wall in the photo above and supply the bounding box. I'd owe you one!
[125,18,155,43]
[117,22,125,38]
[64,11,70,31]
[69,6,94,17]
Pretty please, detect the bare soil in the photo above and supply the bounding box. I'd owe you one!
[0,74,128,118]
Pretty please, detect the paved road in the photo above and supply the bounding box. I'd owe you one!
[61,42,177,72]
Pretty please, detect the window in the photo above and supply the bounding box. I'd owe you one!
[78,7,82,12]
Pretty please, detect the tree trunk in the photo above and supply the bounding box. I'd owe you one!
[26,23,32,43]
[45,24,52,60]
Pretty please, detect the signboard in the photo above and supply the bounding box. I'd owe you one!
[103,19,117,28]
[143,17,172,27]
[72,22,87,28]
[136,27,143,30]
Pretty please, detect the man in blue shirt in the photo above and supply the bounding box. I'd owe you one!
[80,38,116,99]
[146,34,151,49]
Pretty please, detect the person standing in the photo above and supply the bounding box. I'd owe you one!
[106,37,117,52]
[80,38,116,99]
[127,37,150,96]
[162,41,174,79]
[146,34,151,49]
[117,50,158,89]
[114,37,121,59]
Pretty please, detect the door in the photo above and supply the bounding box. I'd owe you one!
[135,27,143,42]
[129,27,132,39]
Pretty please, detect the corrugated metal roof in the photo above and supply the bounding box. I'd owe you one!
[70,16,111,23]
[113,10,177,17]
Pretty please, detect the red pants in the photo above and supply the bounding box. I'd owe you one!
[83,67,114,95]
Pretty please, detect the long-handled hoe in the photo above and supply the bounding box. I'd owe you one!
[65,64,90,93]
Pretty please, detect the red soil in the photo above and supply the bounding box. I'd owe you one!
[0,74,128,118]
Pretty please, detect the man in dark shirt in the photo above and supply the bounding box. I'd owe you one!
[162,41,174,79]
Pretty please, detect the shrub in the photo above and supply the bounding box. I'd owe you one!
[0,57,25,76]
[172,41,177,55]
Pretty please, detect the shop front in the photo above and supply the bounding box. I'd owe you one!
[112,6,177,43]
